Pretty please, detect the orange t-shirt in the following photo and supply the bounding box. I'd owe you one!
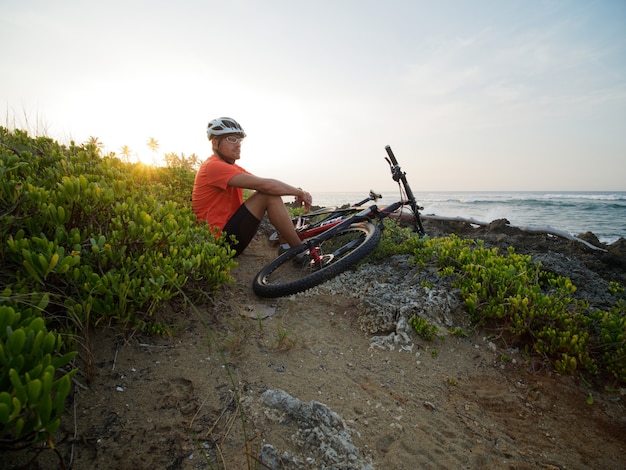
[192,154,250,229]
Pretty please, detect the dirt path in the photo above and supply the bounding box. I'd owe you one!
[4,224,626,469]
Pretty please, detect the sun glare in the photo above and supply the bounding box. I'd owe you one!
[233,94,312,178]
[58,75,314,171]
[114,143,160,166]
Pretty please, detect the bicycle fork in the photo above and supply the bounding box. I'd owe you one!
[305,233,367,267]
[307,245,322,264]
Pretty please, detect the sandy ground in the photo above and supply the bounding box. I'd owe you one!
[4,219,626,469]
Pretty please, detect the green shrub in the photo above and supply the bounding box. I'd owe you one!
[369,223,626,384]
[370,218,419,259]
[594,302,626,381]
[0,298,77,447]
[409,234,625,383]
[408,317,439,341]
[0,126,238,448]
[1,127,236,334]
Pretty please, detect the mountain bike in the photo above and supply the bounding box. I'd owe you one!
[253,145,425,298]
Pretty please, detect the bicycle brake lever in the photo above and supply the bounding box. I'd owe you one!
[385,157,402,181]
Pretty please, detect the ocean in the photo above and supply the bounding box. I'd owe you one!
[309,191,626,245]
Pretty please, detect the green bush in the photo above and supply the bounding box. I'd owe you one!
[0,297,76,446]
[408,317,439,341]
[1,127,236,332]
[0,126,237,448]
[594,302,626,381]
[372,224,626,384]
[408,234,625,383]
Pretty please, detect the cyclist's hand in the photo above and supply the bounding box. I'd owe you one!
[296,190,312,213]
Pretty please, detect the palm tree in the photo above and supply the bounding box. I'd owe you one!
[86,136,104,156]
[119,145,132,163]
[188,153,200,170]
[147,137,159,165]
[163,152,201,170]
[164,152,180,167]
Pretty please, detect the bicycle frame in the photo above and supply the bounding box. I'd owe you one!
[291,190,383,240]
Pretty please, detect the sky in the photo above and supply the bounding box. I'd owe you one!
[1,0,625,192]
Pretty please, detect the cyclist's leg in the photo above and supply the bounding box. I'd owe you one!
[244,192,302,248]
[223,204,261,256]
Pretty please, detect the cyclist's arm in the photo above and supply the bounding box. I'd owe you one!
[228,173,312,209]
[229,173,301,197]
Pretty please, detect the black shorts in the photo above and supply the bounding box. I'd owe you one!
[222,204,261,256]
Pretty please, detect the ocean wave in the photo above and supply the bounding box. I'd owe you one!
[540,193,626,202]
[429,193,626,204]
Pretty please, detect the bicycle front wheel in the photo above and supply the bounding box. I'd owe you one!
[253,222,381,298]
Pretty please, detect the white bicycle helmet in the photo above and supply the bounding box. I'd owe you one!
[207,117,246,140]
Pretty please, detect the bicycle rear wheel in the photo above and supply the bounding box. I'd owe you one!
[253,222,381,298]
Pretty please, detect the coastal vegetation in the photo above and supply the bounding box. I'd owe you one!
[0,127,236,450]
[374,220,626,384]
[1,127,624,455]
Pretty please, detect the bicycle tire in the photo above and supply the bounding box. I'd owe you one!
[253,221,381,298]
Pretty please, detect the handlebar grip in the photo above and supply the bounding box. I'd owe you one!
[385,145,399,166]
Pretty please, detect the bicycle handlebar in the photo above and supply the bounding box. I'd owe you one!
[385,145,404,183]
[384,145,425,236]
[384,145,398,166]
